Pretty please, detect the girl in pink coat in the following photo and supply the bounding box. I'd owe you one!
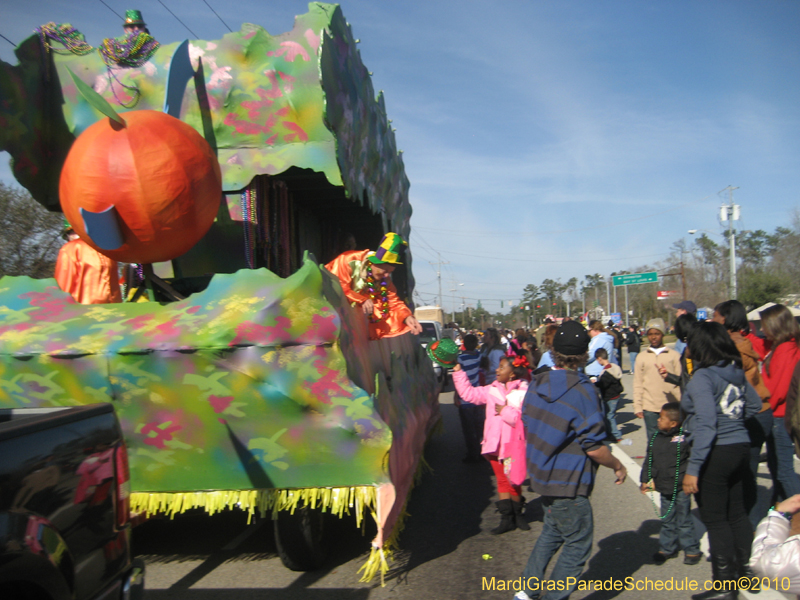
[453,355,530,534]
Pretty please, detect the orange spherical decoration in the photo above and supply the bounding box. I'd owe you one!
[59,110,222,264]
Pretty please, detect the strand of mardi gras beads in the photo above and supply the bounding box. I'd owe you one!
[646,426,683,519]
[37,23,94,55]
[365,263,389,323]
[99,32,160,68]
[241,188,256,268]
[100,32,160,108]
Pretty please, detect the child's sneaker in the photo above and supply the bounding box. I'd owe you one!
[684,552,702,565]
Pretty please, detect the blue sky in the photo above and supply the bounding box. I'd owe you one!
[2,1,799,313]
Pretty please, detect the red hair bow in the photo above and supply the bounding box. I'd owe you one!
[512,355,530,369]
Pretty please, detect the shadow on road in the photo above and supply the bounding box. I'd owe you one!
[132,393,498,597]
[580,520,662,600]
[144,589,370,600]
[383,402,496,582]
[134,504,379,597]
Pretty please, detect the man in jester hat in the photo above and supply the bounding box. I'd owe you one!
[325,232,422,340]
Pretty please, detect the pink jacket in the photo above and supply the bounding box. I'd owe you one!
[453,370,528,484]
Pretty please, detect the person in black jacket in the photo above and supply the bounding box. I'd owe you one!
[625,324,641,374]
[607,320,623,365]
[640,402,702,566]
[592,348,624,441]
[658,313,698,392]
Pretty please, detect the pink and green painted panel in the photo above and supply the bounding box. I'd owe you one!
[0,259,394,492]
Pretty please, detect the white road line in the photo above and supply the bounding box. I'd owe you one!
[610,441,644,487]
[609,443,791,600]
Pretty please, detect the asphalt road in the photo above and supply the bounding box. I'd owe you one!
[133,353,793,600]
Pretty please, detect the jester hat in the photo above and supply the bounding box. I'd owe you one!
[368,232,407,265]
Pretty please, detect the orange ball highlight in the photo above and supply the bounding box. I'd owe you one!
[60,110,222,264]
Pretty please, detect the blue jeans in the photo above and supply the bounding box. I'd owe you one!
[659,490,700,555]
[643,410,660,443]
[745,408,775,527]
[629,352,638,374]
[521,496,593,600]
[772,417,800,499]
[604,397,621,440]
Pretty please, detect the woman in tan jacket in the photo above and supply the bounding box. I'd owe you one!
[713,300,773,527]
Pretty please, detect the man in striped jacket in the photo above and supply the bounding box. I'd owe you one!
[515,321,627,600]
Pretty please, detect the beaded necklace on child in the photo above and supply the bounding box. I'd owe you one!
[646,427,683,519]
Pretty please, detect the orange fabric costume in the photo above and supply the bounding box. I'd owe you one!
[55,238,122,304]
[325,249,412,340]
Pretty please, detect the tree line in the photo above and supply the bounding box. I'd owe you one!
[0,183,63,279]
[4,181,799,330]
[500,210,800,329]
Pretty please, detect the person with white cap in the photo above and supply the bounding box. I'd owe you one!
[633,318,682,441]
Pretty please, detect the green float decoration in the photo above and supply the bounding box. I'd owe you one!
[0,4,437,583]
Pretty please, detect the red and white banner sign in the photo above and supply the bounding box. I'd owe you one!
[657,290,680,299]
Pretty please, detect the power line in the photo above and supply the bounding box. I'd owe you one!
[202,0,233,33]
[0,32,15,47]
[408,238,438,261]
[156,0,199,38]
[441,249,671,264]
[410,229,442,258]
[415,289,519,304]
[414,194,714,237]
[98,0,123,20]
[413,229,670,262]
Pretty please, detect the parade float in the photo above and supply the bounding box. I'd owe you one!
[0,3,439,581]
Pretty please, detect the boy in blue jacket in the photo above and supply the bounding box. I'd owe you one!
[516,321,627,600]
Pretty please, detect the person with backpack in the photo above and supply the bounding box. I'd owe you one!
[626,324,641,374]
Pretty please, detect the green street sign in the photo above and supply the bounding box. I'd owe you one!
[612,271,658,287]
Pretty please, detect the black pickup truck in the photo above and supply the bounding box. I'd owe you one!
[0,404,144,600]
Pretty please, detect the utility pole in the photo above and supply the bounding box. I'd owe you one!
[429,253,449,308]
[720,186,740,300]
[449,280,463,324]
[681,261,687,300]
[625,286,629,327]
[661,261,687,302]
